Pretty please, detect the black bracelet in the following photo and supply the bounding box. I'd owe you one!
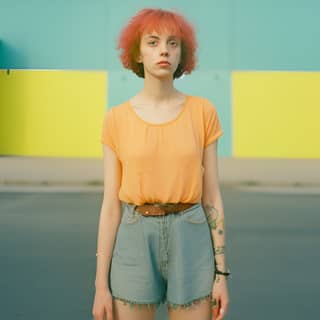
[214,268,232,279]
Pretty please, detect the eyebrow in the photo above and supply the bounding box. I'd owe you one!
[146,35,178,40]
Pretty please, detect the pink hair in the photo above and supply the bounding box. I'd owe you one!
[117,8,198,79]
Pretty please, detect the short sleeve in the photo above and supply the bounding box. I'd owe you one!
[100,108,117,152]
[203,98,224,147]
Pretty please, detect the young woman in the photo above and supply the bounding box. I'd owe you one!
[92,7,230,320]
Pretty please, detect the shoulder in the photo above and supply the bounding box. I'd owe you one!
[104,100,129,118]
[187,95,218,114]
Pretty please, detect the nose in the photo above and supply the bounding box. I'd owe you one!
[160,43,169,56]
[160,49,169,57]
[161,51,168,57]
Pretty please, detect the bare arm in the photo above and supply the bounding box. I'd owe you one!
[94,144,122,290]
[201,141,228,283]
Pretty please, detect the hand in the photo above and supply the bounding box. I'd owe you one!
[92,287,114,320]
[211,276,229,320]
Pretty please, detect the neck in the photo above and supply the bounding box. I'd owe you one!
[139,73,179,104]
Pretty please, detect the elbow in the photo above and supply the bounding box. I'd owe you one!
[101,198,122,219]
[201,188,223,211]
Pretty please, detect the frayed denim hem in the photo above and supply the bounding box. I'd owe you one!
[167,292,212,310]
[112,295,165,310]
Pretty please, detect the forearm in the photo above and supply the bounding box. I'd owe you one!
[95,200,122,290]
[202,190,228,277]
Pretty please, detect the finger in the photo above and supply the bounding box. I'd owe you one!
[216,304,227,320]
[218,298,229,319]
[93,309,105,320]
[215,308,224,320]
[106,307,113,320]
[213,306,219,319]
[94,312,104,320]
[107,295,114,319]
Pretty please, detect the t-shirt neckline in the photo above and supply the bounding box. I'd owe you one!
[127,95,190,127]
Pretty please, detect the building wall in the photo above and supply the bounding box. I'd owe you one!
[1,0,319,159]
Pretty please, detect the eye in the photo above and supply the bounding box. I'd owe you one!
[169,40,178,47]
[148,40,157,46]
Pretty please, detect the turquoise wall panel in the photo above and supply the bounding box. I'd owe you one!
[0,0,108,69]
[1,0,319,70]
[232,0,320,70]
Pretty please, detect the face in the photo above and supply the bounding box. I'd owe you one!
[137,30,182,79]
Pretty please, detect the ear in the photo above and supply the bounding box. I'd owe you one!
[136,54,143,63]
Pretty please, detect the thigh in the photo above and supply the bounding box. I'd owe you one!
[113,299,156,320]
[168,297,212,320]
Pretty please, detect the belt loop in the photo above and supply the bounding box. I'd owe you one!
[123,201,135,215]
[131,203,137,215]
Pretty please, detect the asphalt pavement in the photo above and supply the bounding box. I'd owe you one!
[1,185,319,319]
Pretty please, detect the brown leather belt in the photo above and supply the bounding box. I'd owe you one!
[133,202,197,217]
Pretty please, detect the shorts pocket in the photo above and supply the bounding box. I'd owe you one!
[121,209,141,225]
[170,205,214,282]
[113,209,145,265]
[181,205,207,224]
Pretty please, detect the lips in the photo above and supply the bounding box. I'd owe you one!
[157,61,170,65]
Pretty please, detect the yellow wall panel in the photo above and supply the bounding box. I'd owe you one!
[232,71,320,158]
[0,69,107,158]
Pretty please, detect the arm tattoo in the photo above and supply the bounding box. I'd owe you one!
[214,245,225,256]
[214,274,223,284]
[203,203,228,274]
[203,204,224,235]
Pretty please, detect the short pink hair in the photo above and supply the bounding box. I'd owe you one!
[116,8,198,79]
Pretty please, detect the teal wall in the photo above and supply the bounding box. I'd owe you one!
[231,0,320,70]
[1,0,318,70]
[1,0,319,158]
[0,0,109,69]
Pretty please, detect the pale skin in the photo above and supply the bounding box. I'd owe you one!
[92,30,229,320]
[201,142,230,320]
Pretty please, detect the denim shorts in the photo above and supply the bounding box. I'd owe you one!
[108,201,215,310]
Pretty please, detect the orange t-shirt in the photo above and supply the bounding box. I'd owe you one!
[100,95,223,205]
